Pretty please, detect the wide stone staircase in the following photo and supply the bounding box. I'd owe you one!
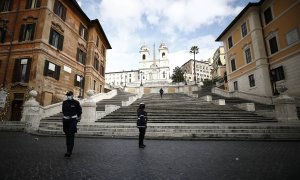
[98,93,275,123]
[37,92,300,140]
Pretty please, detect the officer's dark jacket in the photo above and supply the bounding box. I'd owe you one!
[137,109,147,128]
[62,99,82,117]
[159,89,164,94]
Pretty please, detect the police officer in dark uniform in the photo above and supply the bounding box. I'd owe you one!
[62,91,82,157]
[137,103,148,148]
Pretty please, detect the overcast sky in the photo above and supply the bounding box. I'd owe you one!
[77,0,258,72]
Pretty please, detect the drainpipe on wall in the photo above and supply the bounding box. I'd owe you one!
[3,0,21,88]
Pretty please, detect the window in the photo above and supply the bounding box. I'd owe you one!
[264,7,273,25]
[19,24,36,42]
[49,28,64,50]
[96,36,99,47]
[12,58,32,83]
[101,46,106,57]
[241,22,247,37]
[142,54,146,60]
[268,36,278,54]
[248,74,255,87]
[43,60,60,80]
[234,81,238,91]
[93,80,96,90]
[100,65,105,76]
[244,48,252,64]
[93,57,99,71]
[74,74,84,88]
[286,28,299,46]
[79,24,88,41]
[0,0,12,12]
[0,27,6,43]
[228,36,233,49]
[271,66,285,82]
[25,0,41,9]
[53,0,66,21]
[76,48,86,65]
[162,52,165,58]
[230,59,236,72]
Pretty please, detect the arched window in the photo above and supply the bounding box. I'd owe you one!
[162,52,165,58]
[142,54,146,60]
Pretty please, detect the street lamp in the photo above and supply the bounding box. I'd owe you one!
[140,71,143,86]
[125,75,127,87]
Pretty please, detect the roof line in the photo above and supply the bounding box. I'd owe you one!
[215,0,264,41]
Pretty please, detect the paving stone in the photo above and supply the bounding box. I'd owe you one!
[0,132,300,180]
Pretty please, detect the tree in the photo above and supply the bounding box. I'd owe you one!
[171,66,185,83]
[189,46,199,84]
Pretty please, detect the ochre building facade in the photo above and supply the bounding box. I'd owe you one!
[216,0,300,98]
[0,0,111,121]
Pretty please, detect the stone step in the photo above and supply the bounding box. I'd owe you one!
[37,128,300,140]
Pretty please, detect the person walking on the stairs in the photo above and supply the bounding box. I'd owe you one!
[62,91,82,158]
[159,88,164,99]
[137,103,148,148]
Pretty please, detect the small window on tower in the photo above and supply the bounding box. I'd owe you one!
[142,54,146,60]
[162,52,165,58]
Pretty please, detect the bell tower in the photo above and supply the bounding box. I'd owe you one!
[159,43,168,60]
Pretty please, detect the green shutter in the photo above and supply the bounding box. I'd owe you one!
[19,24,25,42]
[36,0,41,8]
[30,23,36,41]
[43,60,49,76]
[58,34,64,50]
[25,58,32,83]
[25,0,31,9]
[55,65,60,80]
[12,59,21,82]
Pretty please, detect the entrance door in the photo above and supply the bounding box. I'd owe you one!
[11,100,23,121]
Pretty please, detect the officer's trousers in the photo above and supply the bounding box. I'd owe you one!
[139,128,146,146]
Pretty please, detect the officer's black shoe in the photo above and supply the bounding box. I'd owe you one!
[139,145,146,148]
[64,153,71,158]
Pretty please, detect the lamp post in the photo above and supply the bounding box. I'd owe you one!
[125,75,127,87]
[140,71,143,86]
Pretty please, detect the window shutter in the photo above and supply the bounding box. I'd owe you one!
[30,23,36,41]
[9,0,13,11]
[81,76,85,89]
[19,24,25,42]
[43,60,49,76]
[12,59,21,82]
[84,29,88,41]
[58,34,64,50]
[36,0,41,8]
[25,58,32,82]
[62,5,67,21]
[48,28,54,45]
[0,1,4,12]
[79,24,83,37]
[55,65,60,80]
[76,48,80,62]
[25,0,31,9]
[0,29,6,43]
[53,0,58,14]
[83,52,86,65]
[74,74,78,86]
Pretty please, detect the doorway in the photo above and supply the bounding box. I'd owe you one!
[11,100,23,121]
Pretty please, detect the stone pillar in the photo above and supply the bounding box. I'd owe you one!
[81,90,96,123]
[275,95,299,122]
[22,90,41,133]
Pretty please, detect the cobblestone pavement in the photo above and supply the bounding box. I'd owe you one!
[0,132,300,180]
